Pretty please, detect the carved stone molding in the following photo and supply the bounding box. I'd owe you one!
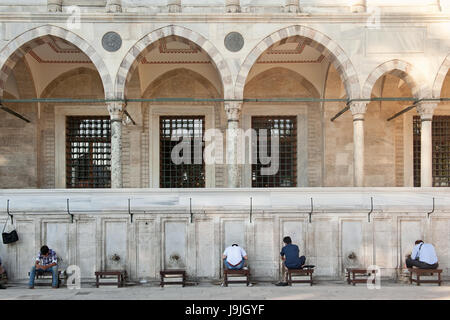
[350,0,366,13]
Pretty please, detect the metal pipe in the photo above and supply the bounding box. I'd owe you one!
[308,198,313,223]
[250,197,253,223]
[6,199,13,224]
[66,198,74,223]
[427,197,435,219]
[128,198,133,223]
[368,197,374,222]
[0,104,31,123]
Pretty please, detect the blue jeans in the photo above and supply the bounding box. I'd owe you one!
[224,258,245,270]
[29,265,58,287]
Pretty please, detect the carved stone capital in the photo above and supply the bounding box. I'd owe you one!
[106,0,122,13]
[168,0,182,13]
[416,102,437,121]
[225,101,242,121]
[47,0,62,12]
[226,0,241,13]
[349,101,368,119]
[285,0,300,13]
[107,102,125,120]
[350,0,366,13]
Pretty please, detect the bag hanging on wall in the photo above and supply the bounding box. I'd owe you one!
[2,217,19,244]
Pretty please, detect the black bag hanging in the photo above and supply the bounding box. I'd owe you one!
[2,216,18,244]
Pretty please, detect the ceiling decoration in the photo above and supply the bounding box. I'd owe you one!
[28,35,91,64]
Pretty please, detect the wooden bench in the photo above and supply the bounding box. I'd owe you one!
[346,268,378,286]
[160,269,186,287]
[223,268,250,287]
[28,270,62,288]
[408,268,442,286]
[286,266,314,286]
[95,270,127,288]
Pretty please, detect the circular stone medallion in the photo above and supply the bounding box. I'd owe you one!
[224,32,244,52]
[102,31,122,52]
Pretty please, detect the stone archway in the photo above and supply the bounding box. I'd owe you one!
[362,59,430,100]
[433,53,450,98]
[115,25,233,100]
[0,25,113,100]
[235,25,361,100]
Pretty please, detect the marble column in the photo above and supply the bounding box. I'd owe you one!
[225,101,242,188]
[416,102,437,187]
[106,0,122,12]
[226,0,241,13]
[107,102,125,188]
[47,0,62,12]
[350,102,368,187]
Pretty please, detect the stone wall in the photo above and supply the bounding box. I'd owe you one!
[0,188,448,282]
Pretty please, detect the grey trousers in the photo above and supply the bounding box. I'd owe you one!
[406,258,439,269]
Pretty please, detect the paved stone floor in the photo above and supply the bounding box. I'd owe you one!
[0,281,449,300]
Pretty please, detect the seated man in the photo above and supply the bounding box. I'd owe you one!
[29,245,59,289]
[406,240,439,269]
[0,256,6,289]
[223,243,248,270]
[276,236,306,286]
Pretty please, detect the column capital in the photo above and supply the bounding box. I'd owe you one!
[107,102,126,120]
[226,0,241,13]
[416,102,437,121]
[106,0,122,13]
[225,101,243,121]
[349,101,368,120]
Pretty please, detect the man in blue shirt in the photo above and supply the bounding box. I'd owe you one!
[405,240,439,269]
[276,236,306,286]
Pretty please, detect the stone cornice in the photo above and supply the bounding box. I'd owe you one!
[0,12,449,24]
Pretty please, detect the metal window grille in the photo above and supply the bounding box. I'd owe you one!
[413,116,450,187]
[251,116,297,187]
[160,116,205,188]
[66,116,111,188]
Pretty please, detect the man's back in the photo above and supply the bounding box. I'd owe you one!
[412,243,438,265]
[224,246,246,266]
[281,244,302,268]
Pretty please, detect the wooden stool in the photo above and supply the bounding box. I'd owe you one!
[95,270,127,288]
[408,268,442,286]
[160,269,186,287]
[28,270,62,288]
[346,268,377,285]
[223,268,250,287]
[286,267,314,286]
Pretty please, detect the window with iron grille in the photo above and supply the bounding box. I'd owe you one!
[251,116,297,187]
[160,116,205,188]
[66,116,111,188]
[413,116,450,187]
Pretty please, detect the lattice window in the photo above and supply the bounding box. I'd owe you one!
[251,116,297,187]
[160,116,205,188]
[66,116,111,188]
[413,116,450,187]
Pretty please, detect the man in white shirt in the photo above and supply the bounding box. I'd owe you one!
[223,244,248,270]
[406,240,439,269]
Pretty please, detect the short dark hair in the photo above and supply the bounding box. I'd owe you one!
[232,244,238,247]
[283,236,292,244]
[40,245,49,255]
[415,240,424,245]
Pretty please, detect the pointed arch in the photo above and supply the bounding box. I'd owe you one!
[0,25,113,99]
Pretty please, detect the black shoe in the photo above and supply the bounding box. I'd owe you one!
[275,282,288,286]
[0,284,6,289]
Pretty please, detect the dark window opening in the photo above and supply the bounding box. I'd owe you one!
[160,116,205,188]
[413,115,450,187]
[66,116,111,188]
[252,116,297,187]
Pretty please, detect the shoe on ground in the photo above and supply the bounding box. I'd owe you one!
[28,286,34,289]
[0,284,6,289]
[275,282,288,286]
[52,286,58,289]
